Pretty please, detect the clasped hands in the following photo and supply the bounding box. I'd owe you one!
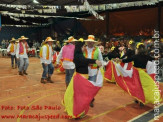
[112,58,122,63]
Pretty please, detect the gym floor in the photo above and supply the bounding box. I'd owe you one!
[0,57,163,122]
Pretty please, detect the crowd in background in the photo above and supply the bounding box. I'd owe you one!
[0,37,163,59]
[0,39,41,49]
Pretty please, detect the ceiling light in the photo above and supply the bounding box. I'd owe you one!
[33,0,39,4]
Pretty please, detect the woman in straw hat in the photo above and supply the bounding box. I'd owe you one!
[7,37,17,68]
[63,38,102,119]
[16,36,29,75]
[40,37,55,84]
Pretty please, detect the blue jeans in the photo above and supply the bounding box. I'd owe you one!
[65,69,75,86]
[42,63,54,78]
[11,55,17,67]
[89,75,97,103]
[19,57,29,72]
[17,59,20,68]
[88,75,97,82]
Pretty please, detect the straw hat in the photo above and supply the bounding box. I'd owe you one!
[64,36,77,43]
[20,36,29,40]
[44,37,55,43]
[95,41,102,46]
[10,37,16,42]
[85,35,97,43]
[15,39,19,43]
[16,38,21,42]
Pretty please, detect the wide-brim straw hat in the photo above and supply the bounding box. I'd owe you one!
[45,37,55,43]
[94,41,102,46]
[19,36,29,40]
[15,39,19,43]
[10,37,16,42]
[16,38,21,42]
[85,35,97,43]
[64,36,77,43]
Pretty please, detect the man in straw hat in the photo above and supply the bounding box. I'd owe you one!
[84,35,103,107]
[7,37,17,68]
[56,36,76,87]
[16,36,29,75]
[40,37,55,84]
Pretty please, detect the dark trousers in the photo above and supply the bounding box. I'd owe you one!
[65,69,75,86]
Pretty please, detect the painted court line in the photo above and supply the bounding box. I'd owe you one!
[0,75,18,79]
[20,86,27,89]
[0,73,42,79]
[32,84,40,86]
[4,89,13,92]
[30,73,42,75]
[17,92,59,122]
[2,84,40,92]
[128,103,163,122]
[148,113,163,122]
[82,101,134,122]
[0,88,58,103]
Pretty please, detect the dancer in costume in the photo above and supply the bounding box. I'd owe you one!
[16,36,29,75]
[120,40,135,59]
[84,35,103,107]
[54,41,61,52]
[53,41,61,66]
[103,46,120,60]
[56,36,76,87]
[121,43,154,70]
[63,38,103,119]
[104,46,120,82]
[7,38,17,69]
[40,37,55,84]
[117,43,162,106]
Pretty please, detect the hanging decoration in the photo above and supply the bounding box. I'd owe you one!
[0,0,161,24]
[2,24,45,27]
[84,0,104,20]
[0,0,160,13]
[0,11,93,21]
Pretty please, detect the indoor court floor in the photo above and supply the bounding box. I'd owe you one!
[0,57,163,122]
